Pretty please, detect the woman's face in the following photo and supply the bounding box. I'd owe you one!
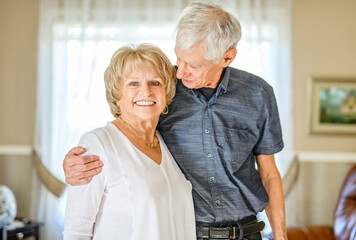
[116,65,166,123]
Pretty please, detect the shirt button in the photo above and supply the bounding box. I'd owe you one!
[210,176,215,181]
[207,153,212,158]
[205,129,210,133]
[215,200,220,205]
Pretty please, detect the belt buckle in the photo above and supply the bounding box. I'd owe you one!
[209,227,231,239]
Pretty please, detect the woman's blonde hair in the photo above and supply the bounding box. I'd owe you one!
[104,43,176,117]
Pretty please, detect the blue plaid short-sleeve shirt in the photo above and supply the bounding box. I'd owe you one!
[158,67,284,223]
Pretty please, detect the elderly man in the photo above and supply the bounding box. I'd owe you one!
[63,2,287,240]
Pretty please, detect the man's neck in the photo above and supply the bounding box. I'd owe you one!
[204,67,226,88]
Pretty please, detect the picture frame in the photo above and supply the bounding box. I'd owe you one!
[308,77,356,134]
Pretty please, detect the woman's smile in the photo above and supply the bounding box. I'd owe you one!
[135,100,156,106]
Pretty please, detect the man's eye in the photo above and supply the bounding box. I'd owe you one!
[129,82,138,86]
[151,81,160,86]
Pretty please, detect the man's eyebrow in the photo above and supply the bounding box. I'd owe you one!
[188,61,201,67]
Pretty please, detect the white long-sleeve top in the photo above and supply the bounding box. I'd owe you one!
[63,122,196,240]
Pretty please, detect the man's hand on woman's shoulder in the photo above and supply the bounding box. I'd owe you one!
[63,146,103,186]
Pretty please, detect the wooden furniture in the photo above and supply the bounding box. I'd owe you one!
[0,219,41,240]
[0,221,6,240]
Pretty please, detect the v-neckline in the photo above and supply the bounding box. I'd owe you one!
[109,122,163,166]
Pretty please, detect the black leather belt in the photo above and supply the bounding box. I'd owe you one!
[196,217,265,240]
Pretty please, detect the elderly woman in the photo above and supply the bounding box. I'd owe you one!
[63,44,196,239]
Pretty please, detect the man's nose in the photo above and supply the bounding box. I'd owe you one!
[176,65,187,79]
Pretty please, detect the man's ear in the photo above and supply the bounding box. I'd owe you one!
[222,48,237,67]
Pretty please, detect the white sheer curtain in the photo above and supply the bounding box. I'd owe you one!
[34,0,293,239]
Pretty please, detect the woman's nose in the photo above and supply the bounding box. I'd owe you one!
[140,83,152,96]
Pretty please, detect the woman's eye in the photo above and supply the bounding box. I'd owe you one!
[129,82,138,86]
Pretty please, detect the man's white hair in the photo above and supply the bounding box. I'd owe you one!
[175,2,242,64]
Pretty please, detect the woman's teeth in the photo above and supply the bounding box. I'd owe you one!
[135,101,155,106]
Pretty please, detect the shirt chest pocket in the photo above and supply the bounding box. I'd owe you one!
[222,127,257,163]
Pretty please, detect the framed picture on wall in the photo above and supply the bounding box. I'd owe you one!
[308,77,356,134]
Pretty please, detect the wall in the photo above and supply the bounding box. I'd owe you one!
[292,0,356,226]
[0,153,33,218]
[297,160,354,225]
[0,0,38,145]
[0,0,39,218]
[293,0,356,151]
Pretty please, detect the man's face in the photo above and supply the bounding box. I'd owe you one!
[174,44,225,89]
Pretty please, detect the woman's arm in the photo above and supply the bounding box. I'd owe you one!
[63,132,107,240]
[256,154,287,240]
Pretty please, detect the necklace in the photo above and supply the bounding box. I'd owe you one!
[118,115,160,149]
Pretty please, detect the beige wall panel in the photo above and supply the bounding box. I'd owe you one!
[0,0,39,145]
[293,0,356,152]
[0,155,33,218]
[297,162,354,225]
[0,0,39,220]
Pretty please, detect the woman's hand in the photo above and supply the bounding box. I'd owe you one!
[63,147,104,186]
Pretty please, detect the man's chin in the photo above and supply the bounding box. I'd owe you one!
[181,79,200,89]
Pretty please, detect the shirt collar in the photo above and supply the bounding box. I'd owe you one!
[216,67,230,94]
